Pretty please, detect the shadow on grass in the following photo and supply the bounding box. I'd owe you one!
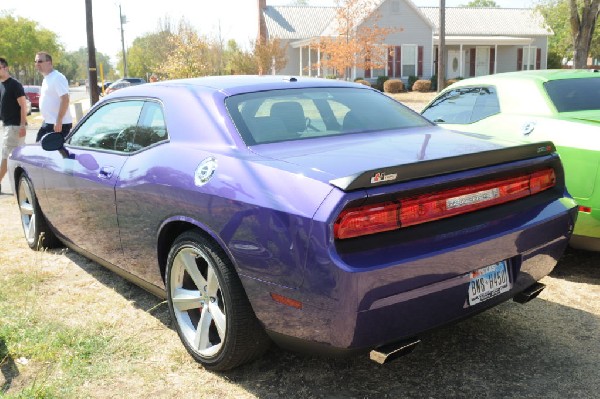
[0,339,19,393]
[61,250,171,328]
[54,246,599,399]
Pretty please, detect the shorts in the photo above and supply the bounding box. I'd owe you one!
[2,125,26,160]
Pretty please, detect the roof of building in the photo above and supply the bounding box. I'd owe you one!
[263,6,337,40]
[419,7,553,37]
[263,3,553,41]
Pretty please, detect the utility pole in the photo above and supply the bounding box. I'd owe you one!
[119,4,128,77]
[85,0,99,105]
[437,0,446,92]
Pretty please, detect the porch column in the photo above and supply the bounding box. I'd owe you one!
[318,47,321,77]
[308,44,312,77]
[494,44,498,74]
[459,44,464,77]
[299,46,303,76]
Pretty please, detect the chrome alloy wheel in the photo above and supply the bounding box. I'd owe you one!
[17,177,37,247]
[169,245,226,358]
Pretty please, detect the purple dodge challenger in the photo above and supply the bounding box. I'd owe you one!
[8,76,577,370]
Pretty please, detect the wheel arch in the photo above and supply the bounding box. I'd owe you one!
[12,166,26,192]
[156,218,235,285]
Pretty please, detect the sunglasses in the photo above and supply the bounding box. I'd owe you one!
[34,60,47,63]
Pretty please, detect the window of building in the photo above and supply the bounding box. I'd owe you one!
[522,47,537,70]
[402,45,417,77]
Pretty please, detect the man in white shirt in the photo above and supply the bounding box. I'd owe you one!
[34,51,73,142]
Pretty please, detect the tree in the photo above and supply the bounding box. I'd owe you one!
[254,38,288,75]
[163,19,213,79]
[126,30,174,79]
[55,53,79,84]
[537,0,600,66]
[537,0,573,63]
[460,0,499,6]
[569,0,600,67]
[68,48,116,83]
[0,12,62,84]
[315,0,396,79]
[225,39,259,74]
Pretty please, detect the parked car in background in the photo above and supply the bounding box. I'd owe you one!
[104,80,131,95]
[98,81,112,95]
[23,85,40,109]
[422,69,600,251]
[104,77,146,95]
[8,76,577,371]
[120,77,146,85]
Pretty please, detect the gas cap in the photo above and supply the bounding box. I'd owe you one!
[194,157,218,186]
[521,121,536,136]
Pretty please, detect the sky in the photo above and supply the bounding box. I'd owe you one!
[3,0,537,65]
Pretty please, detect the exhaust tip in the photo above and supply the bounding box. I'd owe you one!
[370,337,421,365]
[513,282,546,304]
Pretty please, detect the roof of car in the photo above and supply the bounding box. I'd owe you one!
[448,69,600,88]
[152,75,361,91]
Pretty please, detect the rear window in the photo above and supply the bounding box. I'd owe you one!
[544,77,600,112]
[225,87,430,145]
[421,86,500,124]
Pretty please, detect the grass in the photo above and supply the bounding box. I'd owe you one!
[0,200,257,399]
[0,253,152,398]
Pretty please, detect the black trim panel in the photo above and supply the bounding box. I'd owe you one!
[329,141,556,192]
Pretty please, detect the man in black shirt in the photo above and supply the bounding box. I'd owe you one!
[0,57,28,193]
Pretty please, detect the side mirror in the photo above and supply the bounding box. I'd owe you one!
[40,132,65,151]
[40,132,70,158]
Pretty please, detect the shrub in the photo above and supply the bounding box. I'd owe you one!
[355,79,371,87]
[412,79,432,92]
[354,77,364,82]
[430,74,438,91]
[383,79,404,93]
[408,75,419,91]
[374,75,389,91]
[325,75,338,80]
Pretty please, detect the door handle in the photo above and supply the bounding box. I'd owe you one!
[98,166,115,179]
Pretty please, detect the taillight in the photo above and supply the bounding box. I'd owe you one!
[334,168,556,239]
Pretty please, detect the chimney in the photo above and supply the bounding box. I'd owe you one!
[258,0,267,44]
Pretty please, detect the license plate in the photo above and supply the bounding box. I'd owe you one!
[468,261,511,305]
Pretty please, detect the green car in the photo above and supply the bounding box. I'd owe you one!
[422,69,600,251]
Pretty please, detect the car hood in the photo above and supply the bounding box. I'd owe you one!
[250,126,523,181]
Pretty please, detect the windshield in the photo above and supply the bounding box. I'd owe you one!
[544,77,600,112]
[226,87,431,145]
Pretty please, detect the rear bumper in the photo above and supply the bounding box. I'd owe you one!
[244,198,577,354]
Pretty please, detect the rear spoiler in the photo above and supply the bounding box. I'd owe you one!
[329,141,557,192]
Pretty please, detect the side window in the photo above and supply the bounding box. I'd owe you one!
[133,101,169,149]
[69,101,144,150]
[471,87,500,122]
[422,88,480,124]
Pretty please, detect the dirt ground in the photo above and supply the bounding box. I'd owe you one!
[1,191,599,398]
[1,92,599,397]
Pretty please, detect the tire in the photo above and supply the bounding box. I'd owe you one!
[165,230,270,371]
[16,174,61,250]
